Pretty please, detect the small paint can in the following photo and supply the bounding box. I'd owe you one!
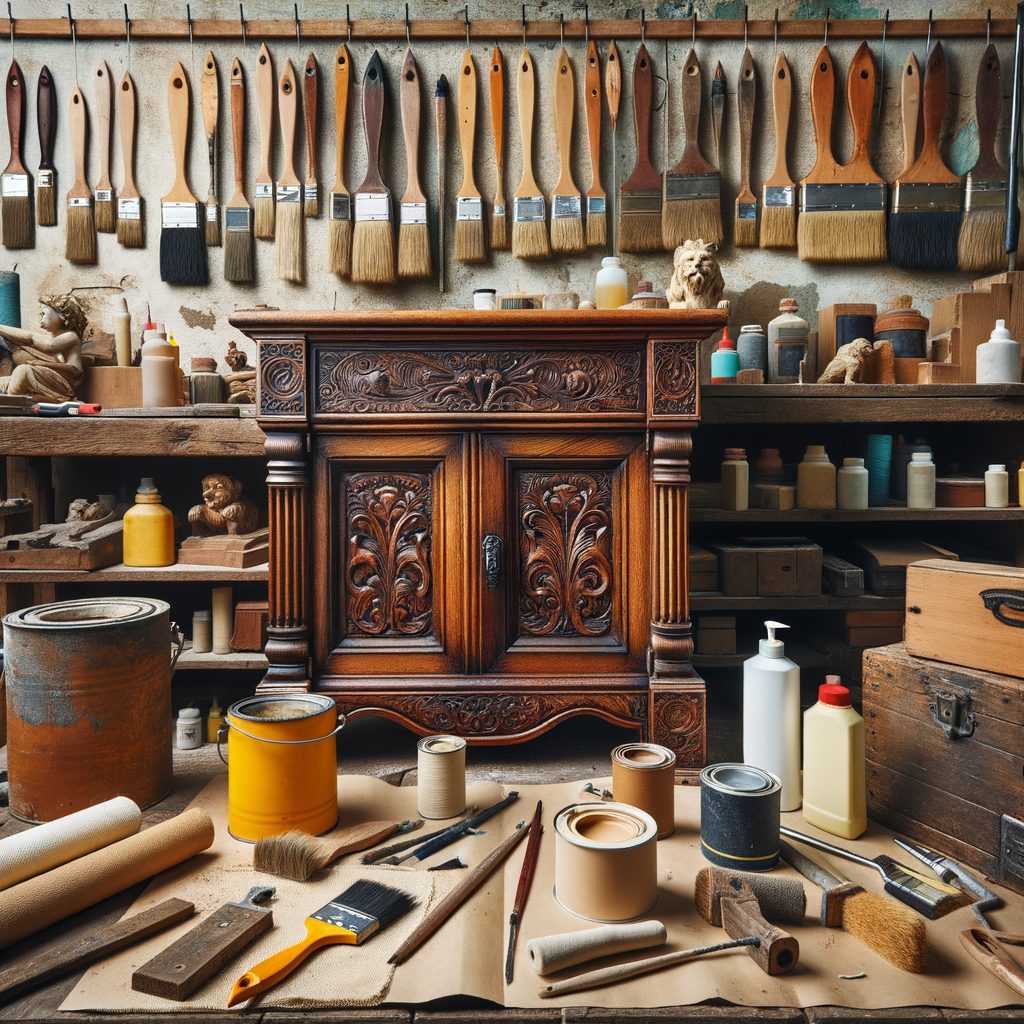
[699,763,781,872]
[874,307,929,359]
[610,742,676,838]
[553,801,659,922]
[416,734,467,819]
[835,314,877,350]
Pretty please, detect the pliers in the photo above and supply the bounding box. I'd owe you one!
[894,838,1002,927]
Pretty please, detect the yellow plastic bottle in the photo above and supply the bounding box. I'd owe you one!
[122,477,176,567]
[207,696,226,744]
[802,676,866,839]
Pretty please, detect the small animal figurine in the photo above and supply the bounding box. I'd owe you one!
[666,238,729,310]
[188,474,260,536]
[817,338,875,384]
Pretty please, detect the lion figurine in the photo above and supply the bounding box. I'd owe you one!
[817,338,875,384]
[666,239,729,310]
[188,474,259,536]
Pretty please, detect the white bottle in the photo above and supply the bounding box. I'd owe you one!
[802,676,866,839]
[141,330,180,407]
[743,621,802,812]
[836,457,868,510]
[112,296,132,367]
[906,451,936,508]
[176,707,204,749]
[595,256,628,309]
[986,464,1009,507]
[976,319,1021,384]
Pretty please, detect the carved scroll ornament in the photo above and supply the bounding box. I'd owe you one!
[651,340,698,417]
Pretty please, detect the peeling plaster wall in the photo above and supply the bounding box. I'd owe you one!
[5,0,1018,372]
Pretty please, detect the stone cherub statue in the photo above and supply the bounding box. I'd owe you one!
[188,473,259,536]
[0,293,87,402]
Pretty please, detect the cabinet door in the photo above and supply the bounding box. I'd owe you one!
[477,433,649,677]
[312,433,465,678]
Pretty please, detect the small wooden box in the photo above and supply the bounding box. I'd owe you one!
[864,642,1024,895]
[821,553,864,597]
[709,537,821,597]
[78,366,144,409]
[688,543,719,592]
[849,539,957,596]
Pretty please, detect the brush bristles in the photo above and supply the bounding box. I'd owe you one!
[159,226,208,285]
[734,212,759,248]
[551,215,586,255]
[799,210,887,264]
[398,221,433,280]
[455,217,487,263]
[328,215,352,277]
[839,888,928,974]
[351,219,396,284]
[887,211,961,271]
[586,210,606,248]
[65,206,96,264]
[205,208,221,247]
[274,201,304,283]
[491,200,509,250]
[304,197,319,218]
[662,199,723,250]
[759,204,797,249]
[2,197,33,249]
[36,184,56,226]
[334,878,418,932]
[254,195,275,239]
[512,218,551,260]
[617,210,663,253]
[253,829,330,881]
[117,215,144,248]
[224,227,253,283]
[958,209,1008,273]
[94,198,115,234]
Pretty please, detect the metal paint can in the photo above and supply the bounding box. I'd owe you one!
[553,801,659,922]
[224,694,345,842]
[610,742,677,838]
[700,762,781,872]
[3,598,177,823]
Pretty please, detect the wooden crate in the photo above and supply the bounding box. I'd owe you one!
[708,537,821,597]
[864,642,1024,895]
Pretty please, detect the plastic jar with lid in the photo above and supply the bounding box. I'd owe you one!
[796,445,836,509]
[986,464,1009,508]
[907,451,936,508]
[595,256,628,309]
[837,458,868,510]
[176,707,204,749]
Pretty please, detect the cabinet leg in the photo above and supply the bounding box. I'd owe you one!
[649,670,706,781]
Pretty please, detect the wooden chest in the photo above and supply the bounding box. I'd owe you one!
[906,559,1024,679]
[863,642,1024,895]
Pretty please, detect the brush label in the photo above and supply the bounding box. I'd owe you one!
[456,197,483,221]
[225,208,251,229]
[664,174,719,201]
[586,197,606,216]
[354,192,391,222]
[1,174,29,197]
[737,203,756,220]
[304,184,318,203]
[67,196,93,208]
[620,190,661,214]
[552,195,581,219]
[764,185,795,208]
[801,182,885,213]
[276,185,301,203]
[37,170,54,188]
[206,204,218,220]
[513,196,545,222]
[401,202,427,224]
[775,332,807,379]
[255,183,274,199]
[118,198,141,219]
[493,203,505,217]
[330,193,351,220]
[161,201,199,227]
[965,180,1008,210]
[94,189,113,203]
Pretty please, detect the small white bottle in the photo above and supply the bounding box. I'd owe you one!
[906,451,936,508]
[976,319,1022,384]
[595,256,628,309]
[836,457,869,510]
[802,676,866,839]
[112,296,132,367]
[986,464,1009,507]
[743,621,802,812]
[176,707,204,749]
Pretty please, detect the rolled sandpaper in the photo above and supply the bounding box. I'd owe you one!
[0,796,142,892]
[526,919,668,975]
[0,808,215,949]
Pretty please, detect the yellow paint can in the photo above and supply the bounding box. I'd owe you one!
[222,695,345,842]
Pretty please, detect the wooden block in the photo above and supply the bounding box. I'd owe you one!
[821,552,864,597]
[711,538,821,597]
[696,615,736,630]
[177,528,269,568]
[930,287,1012,384]
[850,539,957,596]
[817,302,877,366]
[230,600,269,651]
[78,366,144,409]
[843,609,905,627]
[709,542,758,596]
[689,572,720,591]
[927,330,954,363]
[689,543,718,570]
[757,546,800,596]
[894,357,924,384]
[917,360,962,384]
[846,626,904,646]
[860,341,895,384]
[754,484,796,510]
[696,628,737,655]
[736,368,764,384]
[974,270,1024,366]
[541,292,579,310]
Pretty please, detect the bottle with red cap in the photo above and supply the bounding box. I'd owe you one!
[710,326,739,383]
[802,675,866,839]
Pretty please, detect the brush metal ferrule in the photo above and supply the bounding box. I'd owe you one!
[664,173,720,202]
[764,185,795,208]
[206,204,218,221]
[401,202,427,224]
[620,190,661,214]
[965,179,1008,210]
[587,196,606,216]
[37,170,54,188]
[161,201,199,228]
[494,203,505,216]
[225,207,251,230]
[94,188,112,203]
[304,184,317,203]
[801,182,886,213]
[551,195,581,219]
[330,193,351,220]
[513,196,545,223]
[890,181,961,214]
[255,183,274,199]
[457,196,483,221]
[68,196,93,208]
[310,901,380,942]
[276,184,301,203]
[737,202,757,220]
[1,173,28,197]
[354,192,391,222]
[118,198,141,219]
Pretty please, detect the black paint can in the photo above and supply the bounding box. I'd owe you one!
[700,763,782,872]
[836,314,877,350]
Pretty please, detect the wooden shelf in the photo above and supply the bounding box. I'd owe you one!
[0,562,268,583]
[691,644,831,669]
[690,506,1024,523]
[689,593,905,611]
[175,642,268,671]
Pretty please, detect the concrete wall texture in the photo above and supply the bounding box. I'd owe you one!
[3,1,1018,370]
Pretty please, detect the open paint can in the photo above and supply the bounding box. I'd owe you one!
[553,801,659,922]
[610,742,677,838]
[700,763,781,871]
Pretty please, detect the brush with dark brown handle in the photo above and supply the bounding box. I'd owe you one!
[36,65,56,224]
[357,52,387,200]
[900,51,920,176]
[624,44,656,193]
[712,61,725,170]
[735,46,756,242]
[972,44,1004,184]
[303,52,318,216]
[605,40,620,249]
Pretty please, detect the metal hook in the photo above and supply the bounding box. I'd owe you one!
[926,8,932,54]
[465,5,470,47]
[773,7,778,58]
[585,3,589,48]
[693,7,697,46]
[823,8,829,45]
[405,3,410,45]
[876,8,888,128]
[294,2,300,49]
[67,3,77,82]
[743,4,748,47]
[522,3,526,47]
[8,2,13,60]
[186,3,194,78]
[239,2,247,50]
[346,3,351,43]
[987,8,991,45]
[640,8,645,45]
[124,3,131,72]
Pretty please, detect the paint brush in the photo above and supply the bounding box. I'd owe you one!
[116,71,143,247]
[505,800,543,984]
[888,42,961,271]
[159,62,207,284]
[35,66,56,227]
[2,60,32,249]
[733,46,758,247]
[327,43,352,276]
[617,43,661,252]
[958,43,1007,273]
[489,46,508,249]
[512,45,550,260]
[549,46,585,254]
[436,75,448,292]
[201,52,220,246]
[65,85,96,265]
[584,40,606,247]
[1006,2,1023,264]
[711,61,725,171]
[760,51,795,249]
[303,52,318,217]
[223,58,253,282]
[274,59,303,283]
[254,42,275,239]
[227,879,417,1007]
[662,49,721,251]
[351,50,396,285]
[254,820,410,881]
[798,41,886,263]
[605,41,621,251]
[899,51,920,176]
[455,49,486,263]
[398,47,432,280]
[92,60,114,233]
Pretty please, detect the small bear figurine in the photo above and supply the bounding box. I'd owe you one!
[188,474,259,536]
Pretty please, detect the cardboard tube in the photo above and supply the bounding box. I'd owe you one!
[0,808,215,949]
[527,920,668,975]
[212,587,233,655]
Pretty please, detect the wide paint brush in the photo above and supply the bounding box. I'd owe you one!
[734,46,758,247]
[201,52,220,246]
[92,60,114,234]
[455,49,486,263]
[116,71,143,247]
[2,60,32,249]
[327,43,352,276]
[605,41,621,252]
[899,51,920,176]
[303,52,319,217]
[617,43,661,252]
[760,51,796,249]
[223,58,253,282]
[254,43,275,239]
[35,66,56,227]
[274,59,303,283]
[550,46,585,254]
[512,45,550,260]
[489,47,508,249]
[65,85,96,265]
[583,40,606,247]
[711,61,725,171]
[398,47,432,279]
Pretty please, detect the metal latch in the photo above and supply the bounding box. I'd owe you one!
[927,686,976,740]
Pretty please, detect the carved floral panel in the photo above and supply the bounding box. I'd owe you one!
[345,473,433,639]
[651,339,698,417]
[518,472,613,637]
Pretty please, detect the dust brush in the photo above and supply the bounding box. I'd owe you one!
[2,60,33,249]
[202,52,221,247]
[65,85,96,265]
[397,48,432,279]
[454,49,486,264]
[274,59,304,284]
[35,66,56,228]
[327,43,353,277]
[116,71,143,248]
[489,46,509,250]
[618,44,661,253]
[91,60,115,234]
[583,40,606,248]
[253,43,276,239]
[303,52,319,218]
[734,47,758,248]
[223,58,253,282]
[760,51,796,250]
[511,46,550,260]
[549,46,585,254]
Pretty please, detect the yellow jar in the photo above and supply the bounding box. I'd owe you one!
[122,478,175,567]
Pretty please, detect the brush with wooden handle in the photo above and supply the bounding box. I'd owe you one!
[455,49,486,263]
[35,65,56,227]
[303,52,318,217]
[712,61,725,171]
[511,45,549,260]
[733,46,758,247]
[92,59,114,233]
[274,59,303,283]
[760,51,795,249]
[201,51,220,245]
[549,45,584,254]
[605,40,621,252]
[2,60,31,248]
[327,43,351,276]
[489,46,508,249]
[65,84,95,264]
[795,44,837,261]
[436,74,448,292]
[254,42,275,238]
[583,40,605,247]
[223,58,252,282]
[899,51,920,177]
[398,47,431,279]
[617,43,661,253]
[116,71,142,247]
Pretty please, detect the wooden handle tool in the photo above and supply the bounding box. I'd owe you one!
[490,45,504,187]
[834,41,884,185]
[457,49,481,201]
[164,62,198,204]
[584,41,604,198]
[624,43,657,191]
[303,52,318,214]
[36,65,55,176]
[514,46,541,198]
[93,59,112,195]
[435,73,447,290]
[605,41,621,132]
[960,929,1024,999]
[899,42,958,185]
[552,46,578,203]
[357,51,387,195]
[68,84,90,200]
[201,52,218,203]
[400,50,426,205]
[764,51,793,189]
[277,59,299,189]
[254,41,275,233]
[331,43,350,200]
[228,59,245,202]
[669,49,712,176]
[900,51,920,176]
[735,46,757,240]
[800,45,837,186]
[972,43,1004,181]
[712,61,725,170]
[117,71,139,199]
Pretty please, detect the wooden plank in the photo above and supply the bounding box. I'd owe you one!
[5,457,49,529]
[691,507,1024,523]
[0,563,268,583]
[807,1011,944,1023]
[691,595,905,612]
[702,384,1024,398]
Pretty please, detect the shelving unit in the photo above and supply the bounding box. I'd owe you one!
[690,594,906,612]
[691,506,1023,522]
[175,642,268,671]
[0,563,268,583]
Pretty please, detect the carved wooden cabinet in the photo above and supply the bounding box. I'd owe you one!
[230,309,727,779]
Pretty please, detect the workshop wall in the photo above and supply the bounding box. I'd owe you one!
[5,0,1016,369]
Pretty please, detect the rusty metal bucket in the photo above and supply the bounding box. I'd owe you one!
[2,597,183,822]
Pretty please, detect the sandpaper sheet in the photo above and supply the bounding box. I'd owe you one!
[62,775,1024,1011]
